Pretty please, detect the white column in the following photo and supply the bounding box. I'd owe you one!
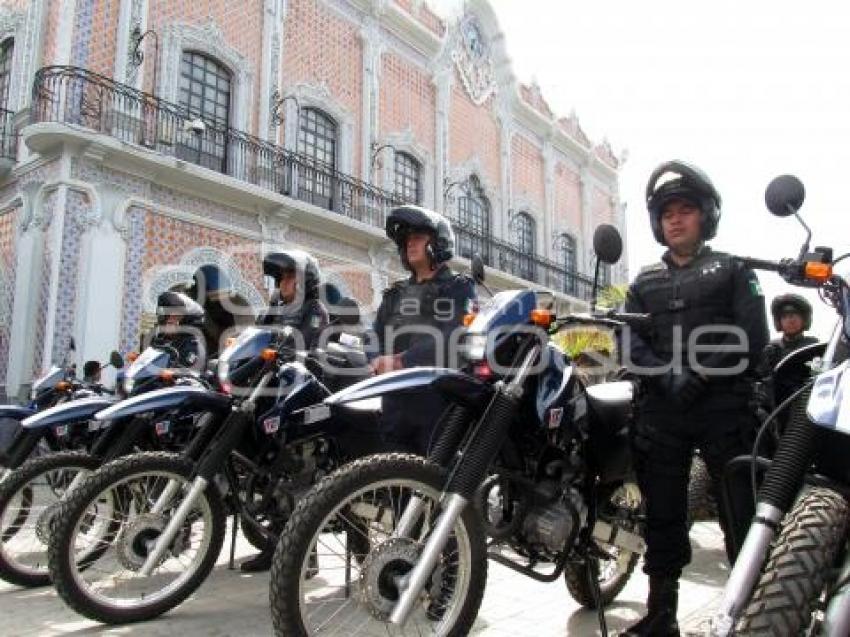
[259,0,285,141]
[54,0,77,66]
[433,70,452,214]
[542,140,555,260]
[5,182,46,398]
[73,185,128,382]
[39,184,69,371]
[360,20,382,183]
[579,168,594,276]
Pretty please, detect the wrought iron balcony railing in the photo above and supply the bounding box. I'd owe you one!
[452,224,595,300]
[0,107,17,162]
[31,66,404,227]
[30,66,597,301]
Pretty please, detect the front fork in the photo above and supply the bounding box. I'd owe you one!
[711,502,785,636]
[388,345,539,627]
[138,372,272,576]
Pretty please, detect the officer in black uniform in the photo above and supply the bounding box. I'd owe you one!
[150,291,206,370]
[256,249,329,351]
[368,205,476,454]
[240,249,329,573]
[761,293,818,371]
[622,161,769,637]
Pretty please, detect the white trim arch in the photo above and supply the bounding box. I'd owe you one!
[285,82,355,175]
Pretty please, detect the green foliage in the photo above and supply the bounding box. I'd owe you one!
[595,284,628,310]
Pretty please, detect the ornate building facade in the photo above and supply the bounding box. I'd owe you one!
[0,0,626,399]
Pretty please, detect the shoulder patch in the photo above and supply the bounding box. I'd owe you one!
[749,278,764,297]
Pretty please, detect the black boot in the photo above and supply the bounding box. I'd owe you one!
[240,546,273,573]
[621,575,680,636]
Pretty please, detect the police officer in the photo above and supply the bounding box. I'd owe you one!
[150,291,206,370]
[257,249,329,351]
[240,249,329,573]
[622,161,769,636]
[369,205,475,453]
[762,293,818,371]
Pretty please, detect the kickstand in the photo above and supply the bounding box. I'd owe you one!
[587,556,609,636]
[228,514,239,570]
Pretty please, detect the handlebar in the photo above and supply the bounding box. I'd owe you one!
[555,310,651,331]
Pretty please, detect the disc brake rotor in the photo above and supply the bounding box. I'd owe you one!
[116,513,168,572]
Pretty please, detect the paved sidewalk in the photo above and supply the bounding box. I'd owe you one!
[0,522,725,636]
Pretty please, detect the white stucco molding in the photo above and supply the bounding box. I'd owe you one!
[375,126,434,208]
[0,6,26,112]
[367,240,397,310]
[444,158,501,225]
[160,19,255,133]
[143,246,265,314]
[287,82,356,175]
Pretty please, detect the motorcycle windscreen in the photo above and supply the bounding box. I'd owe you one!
[808,359,850,433]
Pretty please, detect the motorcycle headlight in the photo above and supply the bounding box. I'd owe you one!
[123,377,135,395]
[465,333,488,362]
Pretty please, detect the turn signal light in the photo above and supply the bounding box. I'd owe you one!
[804,262,832,282]
[127,351,139,363]
[55,381,71,392]
[159,370,175,383]
[225,337,237,348]
[260,348,278,362]
[462,313,477,327]
[530,309,555,328]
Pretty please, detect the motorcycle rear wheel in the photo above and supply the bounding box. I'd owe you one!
[269,453,487,636]
[736,486,850,635]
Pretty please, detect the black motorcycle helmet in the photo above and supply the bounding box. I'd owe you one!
[263,249,321,298]
[645,160,722,245]
[386,205,455,270]
[771,293,813,331]
[156,291,205,326]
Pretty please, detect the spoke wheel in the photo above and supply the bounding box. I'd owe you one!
[270,453,487,636]
[0,452,100,587]
[48,452,226,624]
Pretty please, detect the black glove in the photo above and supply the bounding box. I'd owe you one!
[659,368,708,408]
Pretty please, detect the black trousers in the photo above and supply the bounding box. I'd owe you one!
[633,391,757,579]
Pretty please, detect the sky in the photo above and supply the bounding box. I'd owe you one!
[431,0,850,339]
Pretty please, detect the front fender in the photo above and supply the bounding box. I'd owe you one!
[0,405,35,420]
[22,396,118,429]
[324,367,455,406]
[95,386,231,421]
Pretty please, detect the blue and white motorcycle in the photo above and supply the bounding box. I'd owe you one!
[710,175,850,635]
[268,225,649,636]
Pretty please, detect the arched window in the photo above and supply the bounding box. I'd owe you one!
[297,107,337,209]
[560,233,577,294]
[513,212,536,281]
[178,51,231,172]
[455,175,491,265]
[394,152,421,204]
[0,39,13,110]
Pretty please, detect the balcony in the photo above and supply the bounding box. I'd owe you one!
[29,66,596,301]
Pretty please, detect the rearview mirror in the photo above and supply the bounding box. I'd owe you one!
[470,255,486,284]
[593,224,623,265]
[765,175,805,217]
[109,351,124,369]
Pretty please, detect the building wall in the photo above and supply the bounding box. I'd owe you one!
[449,83,500,188]
[554,160,582,234]
[281,0,363,175]
[0,204,17,385]
[379,52,436,154]
[511,133,544,213]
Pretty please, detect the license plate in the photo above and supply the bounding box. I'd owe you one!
[88,420,105,432]
[263,416,280,434]
[303,404,331,424]
[54,425,69,437]
[155,421,171,436]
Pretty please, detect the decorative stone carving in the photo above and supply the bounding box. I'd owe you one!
[451,14,497,106]
[144,246,265,314]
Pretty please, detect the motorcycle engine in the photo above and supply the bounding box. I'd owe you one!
[521,484,586,555]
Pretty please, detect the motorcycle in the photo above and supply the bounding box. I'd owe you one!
[0,342,219,587]
[710,174,850,635]
[45,306,382,624]
[267,224,649,636]
[0,347,124,470]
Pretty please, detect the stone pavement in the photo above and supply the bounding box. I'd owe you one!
[0,522,726,636]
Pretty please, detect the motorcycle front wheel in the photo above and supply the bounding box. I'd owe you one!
[269,453,487,636]
[736,486,850,635]
[48,452,226,624]
[0,452,102,587]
